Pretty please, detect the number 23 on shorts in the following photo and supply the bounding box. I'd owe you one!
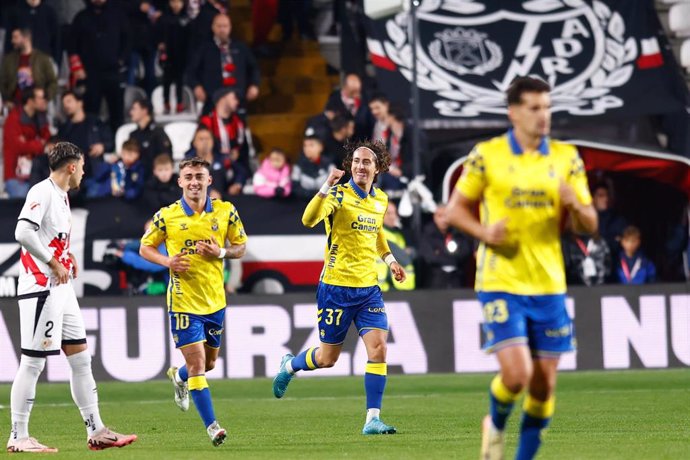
[483,299,509,324]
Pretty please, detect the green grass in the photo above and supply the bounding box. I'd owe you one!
[1,369,689,459]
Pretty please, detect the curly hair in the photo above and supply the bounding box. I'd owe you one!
[341,139,391,183]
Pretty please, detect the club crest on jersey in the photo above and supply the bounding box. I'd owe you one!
[211,218,219,231]
[377,0,638,117]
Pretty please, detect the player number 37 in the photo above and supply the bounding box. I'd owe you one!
[482,300,509,324]
[319,308,343,326]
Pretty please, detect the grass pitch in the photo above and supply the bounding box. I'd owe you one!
[1,369,688,459]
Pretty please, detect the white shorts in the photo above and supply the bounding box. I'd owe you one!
[17,282,86,357]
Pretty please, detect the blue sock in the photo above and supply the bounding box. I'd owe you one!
[364,362,387,410]
[188,375,216,428]
[516,395,554,460]
[489,375,519,430]
[516,414,550,460]
[178,365,188,382]
[290,347,320,372]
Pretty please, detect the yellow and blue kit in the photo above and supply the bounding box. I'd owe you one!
[455,130,591,355]
[141,196,247,347]
[302,178,392,344]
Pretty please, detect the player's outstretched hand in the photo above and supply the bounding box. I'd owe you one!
[391,262,407,283]
[327,168,345,186]
[169,253,191,272]
[483,218,508,246]
[196,239,221,258]
[48,258,69,285]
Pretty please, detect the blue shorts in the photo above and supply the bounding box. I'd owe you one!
[169,308,225,349]
[477,292,575,357]
[316,282,387,345]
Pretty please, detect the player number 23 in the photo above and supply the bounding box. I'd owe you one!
[174,313,190,330]
[483,300,509,324]
[324,308,343,326]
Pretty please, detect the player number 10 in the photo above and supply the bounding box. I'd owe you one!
[174,313,190,330]
[483,300,509,324]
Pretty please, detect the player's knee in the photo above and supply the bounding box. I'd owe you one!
[503,368,531,393]
[366,341,387,362]
[319,356,338,368]
[20,355,46,375]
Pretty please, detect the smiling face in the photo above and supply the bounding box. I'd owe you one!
[178,164,212,202]
[350,147,379,190]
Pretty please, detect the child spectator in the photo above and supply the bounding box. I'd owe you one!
[253,148,291,198]
[89,139,145,200]
[143,154,179,212]
[157,0,191,113]
[291,135,333,198]
[616,225,656,285]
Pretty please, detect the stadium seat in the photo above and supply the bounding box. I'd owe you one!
[114,122,137,154]
[164,121,198,161]
[669,3,690,37]
[151,85,196,116]
[681,39,690,71]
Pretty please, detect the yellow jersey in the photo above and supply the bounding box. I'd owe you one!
[303,179,392,288]
[455,130,592,295]
[141,196,248,314]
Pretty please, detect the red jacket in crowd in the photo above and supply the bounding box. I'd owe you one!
[2,107,50,181]
[199,110,245,156]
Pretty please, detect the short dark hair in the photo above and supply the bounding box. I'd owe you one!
[122,139,141,154]
[21,86,41,106]
[48,142,83,171]
[179,157,212,173]
[61,89,83,103]
[330,113,354,133]
[369,93,389,105]
[153,153,174,168]
[132,97,153,116]
[622,225,641,239]
[506,76,551,105]
[342,139,391,182]
[303,134,323,144]
[387,104,406,123]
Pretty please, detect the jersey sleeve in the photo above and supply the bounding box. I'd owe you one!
[302,185,340,227]
[455,147,486,201]
[227,203,248,245]
[141,209,167,248]
[17,185,49,228]
[566,149,592,206]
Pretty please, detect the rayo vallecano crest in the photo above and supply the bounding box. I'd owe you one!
[378,0,638,117]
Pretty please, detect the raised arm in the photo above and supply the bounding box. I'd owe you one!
[302,168,344,228]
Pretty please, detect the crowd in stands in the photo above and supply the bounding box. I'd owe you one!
[0,0,686,294]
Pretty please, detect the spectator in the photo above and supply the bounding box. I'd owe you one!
[29,134,59,186]
[304,96,343,142]
[88,139,144,199]
[188,0,227,52]
[324,113,354,167]
[184,125,247,196]
[418,204,473,289]
[143,153,179,212]
[128,97,173,175]
[377,201,415,291]
[291,134,333,198]
[562,229,610,287]
[592,183,627,255]
[157,0,191,113]
[199,87,248,171]
[379,105,428,192]
[324,73,372,140]
[3,0,60,65]
[368,93,390,142]
[0,27,57,108]
[253,148,291,199]
[68,0,131,133]
[187,12,260,114]
[123,0,162,96]
[58,90,114,180]
[2,86,50,198]
[615,225,656,285]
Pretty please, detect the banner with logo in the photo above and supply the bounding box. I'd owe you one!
[366,0,689,127]
[0,284,687,382]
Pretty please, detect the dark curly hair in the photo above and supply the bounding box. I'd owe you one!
[341,139,391,183]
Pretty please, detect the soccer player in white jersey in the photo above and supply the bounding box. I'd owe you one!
[8,142,137,453]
